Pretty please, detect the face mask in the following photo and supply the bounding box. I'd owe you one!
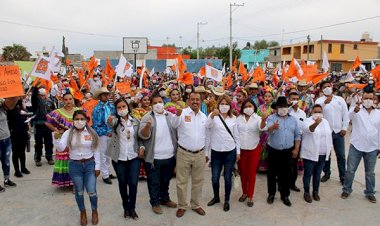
[323,87,333,96]
[243,107,254,116]
[291,100,298,106]
[117,108,129,117]
[219,105,230,114]
[73,120,86,129]
[93,77,99,81]
[131,87,136,91]
[118,79,123,82]
[38,88,46,95]
[363,99,374,109]
[355,78,361,81]
[185,89,192,93]
[238,76,242,80]
[153,103,164,113]
[62,81,69,85]
[85,93,92,99]
[278,108,288,116]
[369,80,374,84]
[312,113,323,121]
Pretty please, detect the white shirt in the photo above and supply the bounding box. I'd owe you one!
[349,107,380,152]
[154,112,174,159]
[172,107,207,152]
[315,95,349,133]
[53,128,101,170]
[237,114,263,150]
[289,107,306,134]
[206,114,241,155]
[301,118,332,162]
[118,117,138,161]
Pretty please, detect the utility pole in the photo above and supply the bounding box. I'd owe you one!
[229,2,244,70]
[320,35,323,71]
[307,35,310,61]
[179,36,183,48]
[197,22,207,59]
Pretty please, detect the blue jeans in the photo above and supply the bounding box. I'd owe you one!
[112,158,140,211]
[303,155,326,194]
[323,132,346,179]
[68,159,98,211]
[144,157,175,207]
[0,137,12,179]
[343,145,378,196]
[211,149,236,202]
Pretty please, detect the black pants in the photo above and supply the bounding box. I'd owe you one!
[11,132,28,172]
[34,124,53,162]
[267,145,293,198]
[290,156,299,187]
[144,157,175,207]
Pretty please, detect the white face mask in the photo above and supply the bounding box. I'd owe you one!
[153,103,164,113]
[243,107,254,116]
[185,89,192,93]
[117,108,129,117]
[278,108,288,116]
[291,100,298,106]
[363,99,374,109]
[219,105,230,114]
[323,87,333,96]
[118,79,123,82]
[38,88,46,95]
[312,113,323,121]
[73,120,86,130]
[93,77,99,81]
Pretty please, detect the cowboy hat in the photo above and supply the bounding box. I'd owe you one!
[245,83,259,89]
[275,96,288,108]
[297,79,307,86]
[212,86,225,96]
[195,86,211,94]
[93,87,110,99]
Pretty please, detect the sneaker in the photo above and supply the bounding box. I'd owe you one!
[21,168,30,174]
[47,160,55,165]
[0,185,5,192]
[341,192,350,199]
[367,195,377,203]
[4,179,16,187]
[14,172,23,178]
[35,161,42,167]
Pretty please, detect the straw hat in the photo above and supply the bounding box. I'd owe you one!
[212,86,225,96]
[194,86,211,94]
[93,87,110,99]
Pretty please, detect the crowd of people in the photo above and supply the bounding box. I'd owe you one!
[0,63,379,226]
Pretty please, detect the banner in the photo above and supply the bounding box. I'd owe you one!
[0,66,24,98]
[115,82,131,94]
[206,64,223,82]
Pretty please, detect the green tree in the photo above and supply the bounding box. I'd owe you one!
[252,40,279,50]
[214,42,241,68]
[2,44,31,61]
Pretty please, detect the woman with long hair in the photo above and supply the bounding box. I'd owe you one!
[106,98,144,220]
[53,110,100,226]
[164,88,186,115]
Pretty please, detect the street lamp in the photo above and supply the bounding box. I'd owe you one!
[197,22,207,59]
[229,3,244,69]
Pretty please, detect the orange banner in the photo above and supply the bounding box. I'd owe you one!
[346,84,367,89]
[115,82,131,94]
[0,66,24,98]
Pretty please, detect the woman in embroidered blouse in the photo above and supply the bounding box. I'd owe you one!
[53,110,100,226]
[164,89,186,115]
[237,99,266,207]
[106,98,144,220]
[206,94,240,212]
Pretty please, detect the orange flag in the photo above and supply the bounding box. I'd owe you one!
[371,65,380,77]
[226,73,233,89]
[88,56,98,72]
[50,73,59,83]
[198,66,206,77]
[82,99,99,126]
[231,56,238,73]
[178,72,193,85]
[286,58,302,79]
[303,73,328,85]
[70,77,84,100]
[351,56,361,70]
[347,83,368,89]
[252,66,265,83]
[101,71,108,86]
[32,78,52,93]
[171,64,176,72]
[282,66,289,83]
[65,58,71,66]
[143,72,149,88]
[105,58,115,82]
[238,62,248,81]
[272,69,279,87]
[301,64,318,77]
[77,69,86,87]
[177,55,187,76]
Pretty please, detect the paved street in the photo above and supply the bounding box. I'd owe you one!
[1,132,380,226]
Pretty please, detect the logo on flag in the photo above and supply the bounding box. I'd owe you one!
[35,58,49,74]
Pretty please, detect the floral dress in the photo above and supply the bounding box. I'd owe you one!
[257,104,273,173]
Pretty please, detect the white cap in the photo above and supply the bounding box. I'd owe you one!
[38,88,47,95]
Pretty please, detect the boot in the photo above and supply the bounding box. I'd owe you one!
[80,210,87,226]
[92,209,99,225]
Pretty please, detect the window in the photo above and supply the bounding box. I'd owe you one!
[331,63,342,72]
[353,44,358,50]
[303,46,308,54]
[328,44,332,53]
[340,44,345,54]
[274,50,277,56]
[308,45,314,53]
[282,47,291,55]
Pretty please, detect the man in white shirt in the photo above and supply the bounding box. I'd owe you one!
[341,90,380,203]
[288,92,306,192]
[171,92,207,218]
[315,81,349,184]
[139,94,178,215]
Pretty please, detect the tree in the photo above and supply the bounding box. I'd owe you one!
[214,42,241,68]
[2,44,31,61]
[252,40,279,50]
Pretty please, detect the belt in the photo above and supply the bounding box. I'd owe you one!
[179,145,204,154]
[72,157,94,163]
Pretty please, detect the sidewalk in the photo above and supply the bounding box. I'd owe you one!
[0,134,379,226]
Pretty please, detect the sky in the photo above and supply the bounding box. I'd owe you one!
[0,0,379,58]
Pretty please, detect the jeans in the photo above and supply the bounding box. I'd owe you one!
[112,158,140,211]
[323,132,346,179]
[11,132,28,173]
[144,157,175,207]
[303,155,326,194]
[267,145,292,198]
[343,145,377,196]
[68,159,98,211]
[34,125,53,162]
[211,149,237,202]
[0,137,12,179]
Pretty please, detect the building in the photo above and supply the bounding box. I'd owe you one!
[239,49,270,70]
[280,34,379,72]
[66,54,84,67]
[148,46,190,60]
[267,46,281,67]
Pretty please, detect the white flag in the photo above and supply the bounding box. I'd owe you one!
[206,64,223,82]
[30,56,51,80]
[115,54,127,77]
[359,64,367,73]
[139,66,146,89]
[322,52,329,73]
[371,61,376,70]
[49,46,63,73]
[345,70,354,82]
[221,63,226,75]
[148,67,155,77]
[294,59,304,76]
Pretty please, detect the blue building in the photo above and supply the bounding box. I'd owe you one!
[239,49,269,70]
